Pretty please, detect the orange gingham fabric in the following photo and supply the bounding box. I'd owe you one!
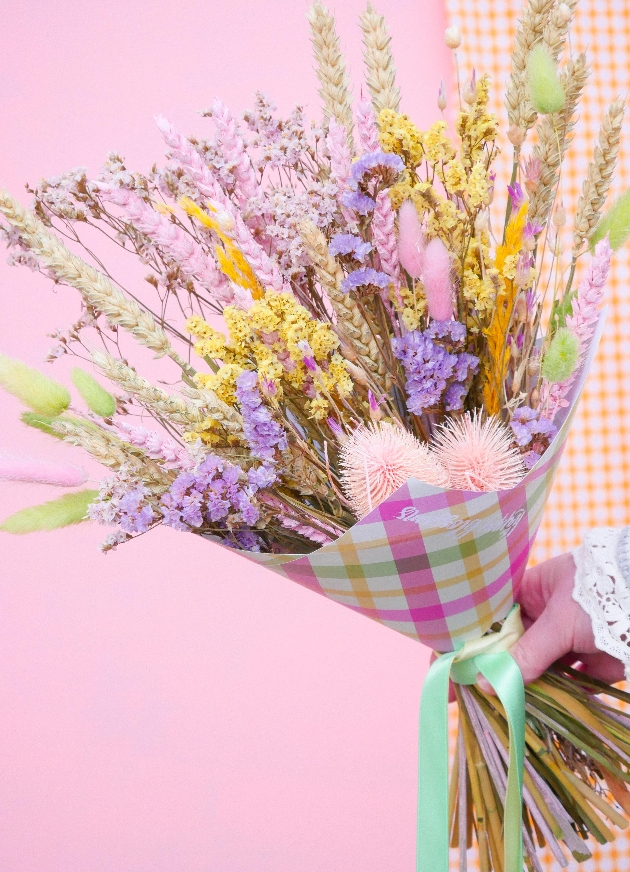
[443,0,630,868]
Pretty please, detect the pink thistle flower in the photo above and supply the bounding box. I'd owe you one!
[339,422,448,518]
[0,451,87,487]
[355,97,380,154]
[422,237,453,321]
[397,199,425,279]
[431,412,526,492]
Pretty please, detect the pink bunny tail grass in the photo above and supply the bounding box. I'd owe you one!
[156,116,286,294]
[115,421,195,470]
[541,237,612,420]
[340,422,448,518]
[422,237,453,321]
[207,98,260,205]
[0,452,88,487]
[355,97,380,154]
[99,186,233,305]
[397,199,425,279]
[373,190,401,288]
[431,412,526,492]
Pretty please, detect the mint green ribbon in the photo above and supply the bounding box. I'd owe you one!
[416,606,526,872]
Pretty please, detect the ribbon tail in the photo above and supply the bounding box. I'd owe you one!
[417,651,457,872]
[477,652,525,872]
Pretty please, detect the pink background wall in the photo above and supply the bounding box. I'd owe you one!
[0,2,450,869]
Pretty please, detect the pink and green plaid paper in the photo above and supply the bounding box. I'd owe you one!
[240,320,604,652]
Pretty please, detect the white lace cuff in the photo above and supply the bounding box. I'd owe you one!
[572,527,630,681]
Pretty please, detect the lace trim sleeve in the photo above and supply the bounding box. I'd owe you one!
[572,527,630,682]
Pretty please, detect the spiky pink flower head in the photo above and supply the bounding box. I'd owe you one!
[397,199,425,278]
[431,412,526,492]
[422,237,453,321]
[339,422,448,518]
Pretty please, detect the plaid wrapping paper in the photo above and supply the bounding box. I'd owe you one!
[243,321,604,653]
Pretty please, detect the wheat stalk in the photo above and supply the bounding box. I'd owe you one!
[300,220,385,377]
[307,1,354,147]
[53,418,172,490]
[505,0,556,136]
[0,189,190,372]
[573,97,625,255]
[528,53,589,230]
[91,349,239,432]
[542,0,577,60]
[359,2,401,116]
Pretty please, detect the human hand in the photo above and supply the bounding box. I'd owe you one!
[479,551,625,692]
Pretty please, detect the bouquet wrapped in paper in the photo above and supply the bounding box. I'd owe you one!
[2,2,630,869]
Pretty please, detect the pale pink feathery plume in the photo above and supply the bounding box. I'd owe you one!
[397,199,425,279]
[422,237,454,321]
[339,422,448,518]
[373,190,401,294]
[355,97,380,154]
[98,186,234,305]
[0,451,88,487]
[541,237,612,420]
[326,118,355,226]
[431,412,526,492]
[207,98,261,205]
[155,116,287,293]
[279,517,334,546]
[115,421,195,470]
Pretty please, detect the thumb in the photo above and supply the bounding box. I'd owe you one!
[508,603,573,685]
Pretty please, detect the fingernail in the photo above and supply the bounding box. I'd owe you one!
[477,675,495,695]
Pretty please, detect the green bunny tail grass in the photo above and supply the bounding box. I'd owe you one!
[0,354,70,415]
[0,489,98,534]
[21,411,65,439]
[527,44,566,115]
[591,188,630,251]
[541,327,580,383]
[71,367,116,417]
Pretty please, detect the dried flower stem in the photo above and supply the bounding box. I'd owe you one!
[505,0,556,136]
[359,2,401,116]
[307,1,354,148]
[0,189,191,372]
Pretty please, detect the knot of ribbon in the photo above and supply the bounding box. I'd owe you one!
[416,605,526,872]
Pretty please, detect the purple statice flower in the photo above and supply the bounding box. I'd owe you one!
[236,370,288,460]
[522,450,542,470]
[117,488,155,534]
[88,471,155,536]
[392,326,479,414]
[160,455,276,536]
[341,267,391,295]
[444,382,468,411]
[341,190,375,215]
[348,150,404,186]
[425,319,467,343]
[510,406,558,448]
[508,181,525,210]
[328,233,372,262]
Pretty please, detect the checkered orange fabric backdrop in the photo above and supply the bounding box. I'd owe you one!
[443,0,630,868]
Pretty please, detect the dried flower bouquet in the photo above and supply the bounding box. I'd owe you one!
[1,1,630,870]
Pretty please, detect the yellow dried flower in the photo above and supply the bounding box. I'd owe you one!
[443,161,468,196]
[195,364,246,405]
[466,162,490,209]
[423,121,456,165]
[378,108,425,167]
[308,395,331,420]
